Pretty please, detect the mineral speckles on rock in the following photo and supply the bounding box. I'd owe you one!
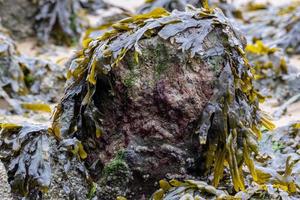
[113,37,217,140]
[0,161,12,200]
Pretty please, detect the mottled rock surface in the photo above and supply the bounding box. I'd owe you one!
[0,161,12,200]
[93,35,221,199]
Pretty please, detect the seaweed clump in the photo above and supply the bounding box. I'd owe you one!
[137,0,202,13]
[0,28,65,114]
[35,0,84,45]
[151,179,228,199]
[0,123,91,199]
[0,0,108,45]
[137,0,243,19]
[245,40,289,96]
[52,4,275,199]
[241,1,300,54]
[0,123,51,197]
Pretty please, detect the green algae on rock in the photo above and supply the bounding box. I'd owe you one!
[51,5,274,199]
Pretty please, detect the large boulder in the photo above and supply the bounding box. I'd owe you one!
[52,6,271,199]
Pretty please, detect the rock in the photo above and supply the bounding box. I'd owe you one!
[52,6,269,199]
[0,161,12,200]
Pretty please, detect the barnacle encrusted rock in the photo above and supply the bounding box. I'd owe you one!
[52,6,272,199]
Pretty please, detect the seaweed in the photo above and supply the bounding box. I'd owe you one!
[152,179,228,199]
[35,0,83,45]
[0,122,93,198]
[0,30,66,114]
[245,40,288,95]
[137,0,202,14]
[0,123,51,196]
[137,0,243,20]
[241,2,300,54]
[51,5,276,197]
[79,0,109,12]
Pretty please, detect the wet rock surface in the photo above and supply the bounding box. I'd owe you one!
[93,36,219,199]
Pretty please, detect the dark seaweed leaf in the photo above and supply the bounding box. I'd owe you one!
[0,124,51,196]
